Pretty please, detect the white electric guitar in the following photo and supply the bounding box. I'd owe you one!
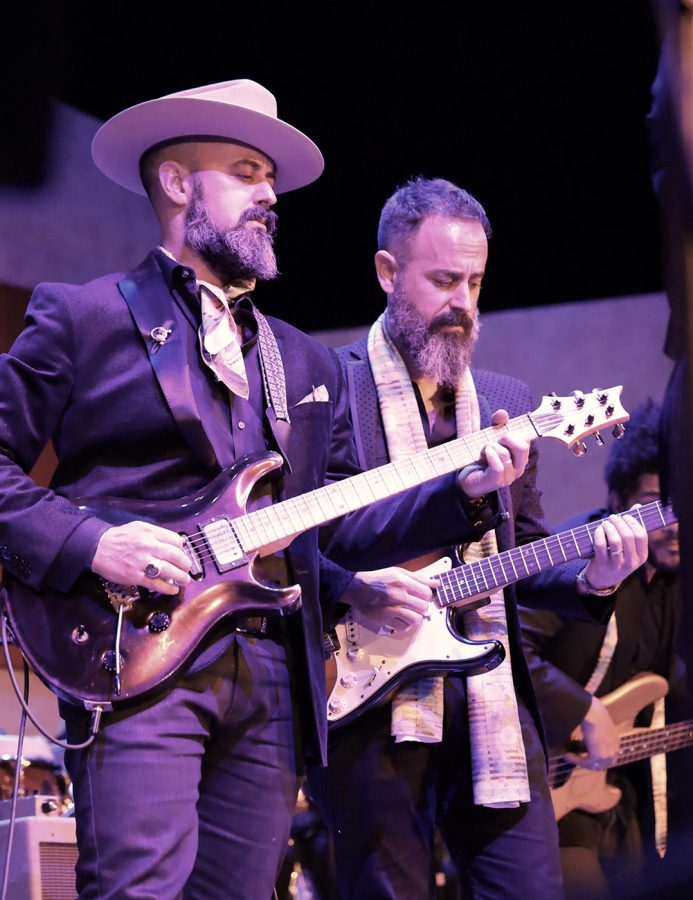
[326,500,676,728]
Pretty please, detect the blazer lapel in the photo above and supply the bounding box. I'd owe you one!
[118,256,218,470]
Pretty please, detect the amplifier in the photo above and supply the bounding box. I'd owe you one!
[0,815,77,899]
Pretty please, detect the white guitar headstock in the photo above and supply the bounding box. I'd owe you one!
[531,386,629,455]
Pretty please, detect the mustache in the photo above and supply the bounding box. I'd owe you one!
[429,310,477,332]
[239,206,278,237]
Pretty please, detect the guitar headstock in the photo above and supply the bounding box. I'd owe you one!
[531,386,629,455]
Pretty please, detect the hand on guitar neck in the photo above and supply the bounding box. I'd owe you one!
[580,510,649,591]
[457,408,530,498]
[563,695,620,771]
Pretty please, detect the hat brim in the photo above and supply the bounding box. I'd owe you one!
[92,95,324,195]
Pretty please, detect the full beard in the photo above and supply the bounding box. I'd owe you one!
[386,283,480,387]
[184,178,279,283]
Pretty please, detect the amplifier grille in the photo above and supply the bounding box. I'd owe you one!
[39,841,77,899]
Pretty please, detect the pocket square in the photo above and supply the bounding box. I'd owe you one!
[297,384,330,404]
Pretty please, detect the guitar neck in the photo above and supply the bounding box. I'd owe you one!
[231,412,542,553]
[614,720,693,766]
[548,719,693,782]
[435,500,677,608]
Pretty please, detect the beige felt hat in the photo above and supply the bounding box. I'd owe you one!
[91,79,324,195]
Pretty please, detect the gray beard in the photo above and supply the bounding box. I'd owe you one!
[184,178,279,283]
[386,284,480,387]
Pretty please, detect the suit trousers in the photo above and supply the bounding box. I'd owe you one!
[62,632,301,899]
[308,675,564,900]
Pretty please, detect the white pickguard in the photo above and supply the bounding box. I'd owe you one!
[327,557,504,727]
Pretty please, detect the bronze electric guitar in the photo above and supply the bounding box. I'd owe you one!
[326,500,676,728]
[1,387,627,707]
[549,672,693,821]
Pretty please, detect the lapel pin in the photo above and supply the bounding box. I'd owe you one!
[150,326,172,345]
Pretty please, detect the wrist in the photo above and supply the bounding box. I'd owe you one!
[577,564,620,597]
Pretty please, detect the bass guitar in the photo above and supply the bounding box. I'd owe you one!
[326,500,676,728]
[1,387,627,706]
[549,671,693,820]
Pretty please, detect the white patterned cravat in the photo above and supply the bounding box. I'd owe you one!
[198,281,251,400]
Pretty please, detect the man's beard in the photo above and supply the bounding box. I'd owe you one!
[184,178,279,283]
[386,282,480,387]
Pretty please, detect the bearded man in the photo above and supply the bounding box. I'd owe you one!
[307,177,647,900]
[0,88,534,899]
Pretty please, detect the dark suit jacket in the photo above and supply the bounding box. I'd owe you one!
[325,336,609,736]
[0,252,482,762]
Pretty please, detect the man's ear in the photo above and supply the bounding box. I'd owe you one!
[157,160,190,207]
[374,250,399,294]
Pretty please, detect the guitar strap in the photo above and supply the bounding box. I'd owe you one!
[252,307,290,424]
[583,611,668,857]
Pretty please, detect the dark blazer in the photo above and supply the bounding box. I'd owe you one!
[327,336,609,735]
[0,252,480,762]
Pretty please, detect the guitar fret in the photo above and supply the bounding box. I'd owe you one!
[486,557,502,589]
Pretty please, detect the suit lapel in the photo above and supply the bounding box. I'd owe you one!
[118,256,218,470]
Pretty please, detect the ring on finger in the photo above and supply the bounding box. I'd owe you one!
[608,547,623,557]
[144,562,161,579]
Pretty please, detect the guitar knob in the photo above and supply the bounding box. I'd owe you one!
[346,647,364,663]
[328,698,344,715]
[612,423,626,439]
[549,392,561,410]
[572,441,587,457]
[100,650,125,672]
[340,673,356,688]
[594,431,604,446]
[147,611,171,633]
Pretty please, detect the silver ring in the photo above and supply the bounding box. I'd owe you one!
[608,548,623,556]
[144,563,161,579]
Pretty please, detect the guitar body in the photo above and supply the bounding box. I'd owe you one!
[2,453,300,706]
[550,673,669,820]
[326,558,505,728]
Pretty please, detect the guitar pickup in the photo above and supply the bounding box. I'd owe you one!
[200,519,248,573]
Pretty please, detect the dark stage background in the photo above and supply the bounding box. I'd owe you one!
[3,1,662,332]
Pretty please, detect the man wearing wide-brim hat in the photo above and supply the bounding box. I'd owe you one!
[0,80,496,896]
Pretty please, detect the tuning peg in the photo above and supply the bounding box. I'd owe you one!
[549,392,561,410]
[572,441,587,457]
[571,390,585,408]
[612,423,626,440]
[594,431,604,446]
[605,405,615,418]
[593,390,608,405]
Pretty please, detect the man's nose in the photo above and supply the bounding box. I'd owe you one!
[448,282,473,312]
[254,181,277,207]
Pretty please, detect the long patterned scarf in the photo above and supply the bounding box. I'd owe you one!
[367,313,530,806]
